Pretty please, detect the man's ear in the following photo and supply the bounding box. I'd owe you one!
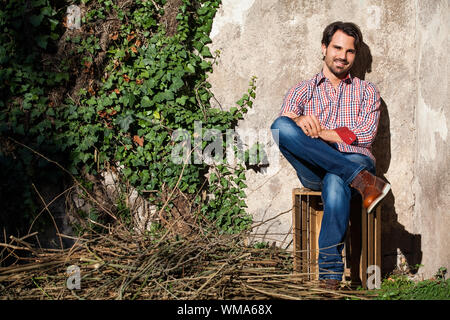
[321,43,327,58]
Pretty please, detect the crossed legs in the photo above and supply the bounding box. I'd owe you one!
[271,116,375,280]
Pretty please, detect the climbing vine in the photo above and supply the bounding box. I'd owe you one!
[1,0,258,235]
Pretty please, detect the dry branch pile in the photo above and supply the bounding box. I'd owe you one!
[0,221,372,300]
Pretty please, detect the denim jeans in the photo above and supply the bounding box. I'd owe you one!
[270,116,375,280]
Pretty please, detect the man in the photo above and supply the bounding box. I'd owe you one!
[270,21,390,289]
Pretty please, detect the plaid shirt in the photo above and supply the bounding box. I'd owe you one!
[279,71,381,161]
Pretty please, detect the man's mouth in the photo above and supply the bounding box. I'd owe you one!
[334,59,347,68]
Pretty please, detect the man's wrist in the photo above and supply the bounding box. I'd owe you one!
[319,129,342,143]
[281,112,301,121]
[334,127,356,145]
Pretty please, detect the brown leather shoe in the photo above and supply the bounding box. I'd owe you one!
[350,170,391,213]
[319,279,341,290]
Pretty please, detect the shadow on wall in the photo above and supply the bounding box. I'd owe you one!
[372,99,422,277]
[351,42,372,80]
[351,42,422,277]
[354,41,423,277]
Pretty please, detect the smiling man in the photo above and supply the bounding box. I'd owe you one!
[270,21,391,289]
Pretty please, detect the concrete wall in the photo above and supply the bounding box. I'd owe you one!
[412,0,449,279]
[208,0,449,279]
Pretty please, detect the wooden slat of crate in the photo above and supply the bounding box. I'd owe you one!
[293,188,322,197]
[292,189,301,273]
[292,188,321,277]
[368,209,375,269]
[301,194,308,275]
[309,196,322,279]
[361,206,368,287]
[375,206,382,268]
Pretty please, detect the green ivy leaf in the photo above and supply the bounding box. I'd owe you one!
[29,14,44,27]
[35,35,49,49]
[186,63,195,74]
[117,114,134,132]
[200,46,212,58]
[176,95,188,106]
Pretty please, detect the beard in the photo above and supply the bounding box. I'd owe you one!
[324,56,351,77]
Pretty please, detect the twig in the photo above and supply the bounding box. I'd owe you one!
[153,279,178,300]
[156,152,191,223]
[250,208,292,229]
[0,233,38,258]
[150,0,162,12]
[0,243,33,251]
[0,260,65,275]
[27,185,77,235]
[31,277,53,300]
[31,183,64,250]
[9,235,39,254]
[305,285,369,300]
[243,283,303,300]
[190,262,228,299]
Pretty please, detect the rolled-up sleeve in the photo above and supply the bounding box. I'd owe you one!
[350,82,381,148]
[279,82,308,119]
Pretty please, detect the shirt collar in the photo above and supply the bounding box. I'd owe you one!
[316,70,353,85]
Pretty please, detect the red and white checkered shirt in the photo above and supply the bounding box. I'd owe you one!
[279,71,381,161]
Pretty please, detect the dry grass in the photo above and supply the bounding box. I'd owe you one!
[0,220,373,300]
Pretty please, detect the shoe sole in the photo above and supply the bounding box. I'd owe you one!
[367,183,391,214]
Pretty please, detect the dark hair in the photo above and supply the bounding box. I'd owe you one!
[321,21,363,51]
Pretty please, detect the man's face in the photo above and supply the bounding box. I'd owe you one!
[322,30,356,78]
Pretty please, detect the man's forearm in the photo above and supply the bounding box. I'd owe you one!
[319,129,343,144]
[287,114,353,145]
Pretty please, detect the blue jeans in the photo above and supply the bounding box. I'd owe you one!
[270,116,375,280]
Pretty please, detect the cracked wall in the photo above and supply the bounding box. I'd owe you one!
[412,0,449,279]
[208,0,449,278]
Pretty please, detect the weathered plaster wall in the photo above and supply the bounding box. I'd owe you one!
[412,0,449,278]
[208,0,449,278]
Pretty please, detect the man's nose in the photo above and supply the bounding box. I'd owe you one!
[337,51,347,61]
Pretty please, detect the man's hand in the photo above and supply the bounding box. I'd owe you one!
[293,115,322,138]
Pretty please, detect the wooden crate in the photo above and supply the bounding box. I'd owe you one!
[292,187,381,288]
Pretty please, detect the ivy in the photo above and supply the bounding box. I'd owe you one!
[0,0,69,236]
[1,0,259,236]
